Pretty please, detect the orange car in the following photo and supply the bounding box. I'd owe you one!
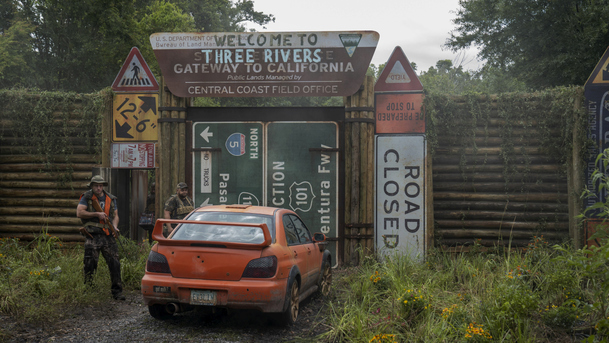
[141,204,332,325]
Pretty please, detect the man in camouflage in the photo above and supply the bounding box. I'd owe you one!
[76,175,125,300]
[163,182,195,234]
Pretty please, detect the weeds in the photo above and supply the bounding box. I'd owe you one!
[321,238,607,342]
[0,231,151,325]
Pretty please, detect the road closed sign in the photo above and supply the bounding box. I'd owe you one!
[375,135,426,259]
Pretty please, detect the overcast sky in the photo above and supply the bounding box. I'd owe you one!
[246,0,483,74]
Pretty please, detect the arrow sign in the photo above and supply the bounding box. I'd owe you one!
[139,96,157,115]
[200,126,213,143]
[115,121,134,139]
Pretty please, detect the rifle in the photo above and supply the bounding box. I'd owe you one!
[91,197,125,252]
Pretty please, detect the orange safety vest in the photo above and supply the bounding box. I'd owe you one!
[80,191,115,236]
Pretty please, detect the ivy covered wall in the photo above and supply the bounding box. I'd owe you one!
[0,89,110,242]
[425,86,587,249]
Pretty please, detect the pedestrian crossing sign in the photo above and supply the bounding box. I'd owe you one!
[112,47,159,93]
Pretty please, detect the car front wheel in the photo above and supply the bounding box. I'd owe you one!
[318,260,332,296]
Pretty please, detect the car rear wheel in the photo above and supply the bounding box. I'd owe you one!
[318,260,332,296]
[277,280,299,325]
[148,304,173,320]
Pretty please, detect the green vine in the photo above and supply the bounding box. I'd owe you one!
[426,87,586,178]
[425,87,588,244]
[0,88,109,187]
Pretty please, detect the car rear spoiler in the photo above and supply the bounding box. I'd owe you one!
[151,219,272,249]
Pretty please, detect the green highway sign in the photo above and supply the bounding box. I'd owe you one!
[192,122,264,207]
[267,122,338,263]
[191,121,339,265]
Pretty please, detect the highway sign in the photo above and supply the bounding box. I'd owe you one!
[267,122,338,263]
[192,122,264,207]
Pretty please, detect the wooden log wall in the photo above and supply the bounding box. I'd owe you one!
[0,92,108,242]
[157,78,189,223]
[344,75,375,265]
[431,94,582,249]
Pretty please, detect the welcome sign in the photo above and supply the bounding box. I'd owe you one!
[150,31,379,97]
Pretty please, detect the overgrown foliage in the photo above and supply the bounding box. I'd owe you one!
[425,86,587,173]
[320,240,608,342]
[419,60,529,95]
[0,230,151,328]
[446,0,609,89]
[0,88,109,182]
[1,0,274,92]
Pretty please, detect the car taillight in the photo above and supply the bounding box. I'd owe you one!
[146,251,171,274]
[242,256,277,278]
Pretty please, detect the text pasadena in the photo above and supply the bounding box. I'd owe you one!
[173,62,354,74]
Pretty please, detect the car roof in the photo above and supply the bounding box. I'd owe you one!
[194,205,282,216]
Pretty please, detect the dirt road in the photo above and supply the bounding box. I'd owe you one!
[3,290,331,343]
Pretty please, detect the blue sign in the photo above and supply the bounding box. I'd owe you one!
[584,46,609,216]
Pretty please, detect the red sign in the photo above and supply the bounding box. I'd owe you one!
[150,31,379,97]
[374,46,422,93]
[111,143,156,169]
[112,47,159,93]
[375,93,425,134]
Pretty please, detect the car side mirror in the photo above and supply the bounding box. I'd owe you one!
[313,233,326,242]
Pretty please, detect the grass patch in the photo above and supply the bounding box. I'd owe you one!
[321,237,609,342]
[0,230,151,327]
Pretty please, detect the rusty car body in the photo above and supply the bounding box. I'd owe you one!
[141,204,332,324]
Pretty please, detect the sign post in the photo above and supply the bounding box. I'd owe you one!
[374,47,426,259]
[111,47,159,168]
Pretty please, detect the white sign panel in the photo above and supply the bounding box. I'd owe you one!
[111,143,156,169]
[375,135,426,259]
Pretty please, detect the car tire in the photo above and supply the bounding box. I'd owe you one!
[276,279,299,326]
[148,304,173,320]
[318,260,332,296]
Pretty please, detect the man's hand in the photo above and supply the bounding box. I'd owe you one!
[96,212,108,221]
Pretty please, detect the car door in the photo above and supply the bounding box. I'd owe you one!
[282,214,310,290]
[288,214,321,291]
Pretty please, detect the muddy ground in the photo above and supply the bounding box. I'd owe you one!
[2,287,334,343]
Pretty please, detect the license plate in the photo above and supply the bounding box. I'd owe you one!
[190,290,216,306]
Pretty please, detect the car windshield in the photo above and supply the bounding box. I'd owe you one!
[171,212,275,244]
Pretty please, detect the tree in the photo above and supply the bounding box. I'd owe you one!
[446,0,609,89]
[418,59,527,94]
[0,19,36,88]
[419,60,476,94]
[173,0,274,32]
[1,0,274,92]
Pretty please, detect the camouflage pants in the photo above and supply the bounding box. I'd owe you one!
[84,233,123,297]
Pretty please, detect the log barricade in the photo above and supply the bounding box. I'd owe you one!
[343,75,375,265]
[0,92,106,242]
[431,94,580,249]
